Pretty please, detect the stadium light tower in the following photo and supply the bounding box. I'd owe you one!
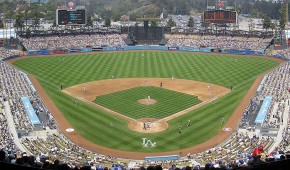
[285,0,288,46]
[286,0,288,31]
[2,0,7,43]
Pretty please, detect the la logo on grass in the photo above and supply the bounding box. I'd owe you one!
[142,138,156,147]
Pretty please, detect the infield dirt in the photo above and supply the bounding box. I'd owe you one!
[62,78,229,133]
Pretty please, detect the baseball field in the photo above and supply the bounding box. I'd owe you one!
[11,51,279,157]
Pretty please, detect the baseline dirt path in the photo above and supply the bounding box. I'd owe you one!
[63,78,227,101]
[7,53,285,160]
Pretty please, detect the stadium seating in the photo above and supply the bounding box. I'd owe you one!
[165,34,272,50]
[19,34,127,50]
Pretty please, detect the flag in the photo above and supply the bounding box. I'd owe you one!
[160,12,164,20]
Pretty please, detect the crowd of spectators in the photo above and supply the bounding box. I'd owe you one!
[273,48,290,61]
[165,34,272,50]
[187,132,274,169]
[0,98,18,158]
[0,61,57,133]
[239,61,290,131]
[259,63,289,102]
[0,47,21,60]
[19,34,127,50]
[20,133,118,169]
[275,115,290,154]
[258,62,289,130]
[262,102,285,129]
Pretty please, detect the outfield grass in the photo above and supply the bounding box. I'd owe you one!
[95,86,202,119]
[12,51,279,152]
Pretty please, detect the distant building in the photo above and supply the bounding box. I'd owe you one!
[0,29,17,39]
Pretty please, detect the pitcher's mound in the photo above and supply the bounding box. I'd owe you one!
[138,99,157,105]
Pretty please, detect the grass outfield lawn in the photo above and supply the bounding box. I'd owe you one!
[94,86,202,119]
[12,51,279,152]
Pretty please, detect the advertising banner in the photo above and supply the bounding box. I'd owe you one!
[255,96,272,124]
[168,47,179,50]
[92,47,103,51]
[81,48,92,52]
[70,48,81,53]
[37,50,51,55]
[20,97,41,126]
[52,49,68,54]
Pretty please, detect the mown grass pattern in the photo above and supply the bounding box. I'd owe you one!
[95,86,201,119]
[12,51,279,152]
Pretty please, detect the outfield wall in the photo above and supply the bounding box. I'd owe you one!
[23,46,265,57]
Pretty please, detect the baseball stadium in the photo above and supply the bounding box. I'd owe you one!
[1,0,290,170]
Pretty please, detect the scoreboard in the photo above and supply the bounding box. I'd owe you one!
[56,9,86,25]
[203,10,237,23]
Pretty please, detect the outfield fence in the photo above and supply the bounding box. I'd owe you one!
[22,45,265,57]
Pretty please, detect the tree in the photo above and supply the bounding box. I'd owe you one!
[14,13,24,31]
[23,7,29,30]
[235,6,241,15]
[279,6,286,31]
[248,18,254,31]
[104,18,111,27]
[25,28,31,37]
[187,16,194,27]
[32,12,40,30]
[269,21,275,32]
[0,20,3,29]
[86,16,93,27]
[52,19,56,27]
[260,13,271,31]
[167,17,176,27]
[134,22,139,27]
[150,20,157,27]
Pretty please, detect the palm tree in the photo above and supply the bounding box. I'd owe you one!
[33,11,40,31]
[14,13,25,32]
[24,8,29,31]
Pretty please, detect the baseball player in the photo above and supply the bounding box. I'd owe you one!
[83,84,86,92]
[187,120,192,126]
[178,124,182,134]
[221,117,225,124]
